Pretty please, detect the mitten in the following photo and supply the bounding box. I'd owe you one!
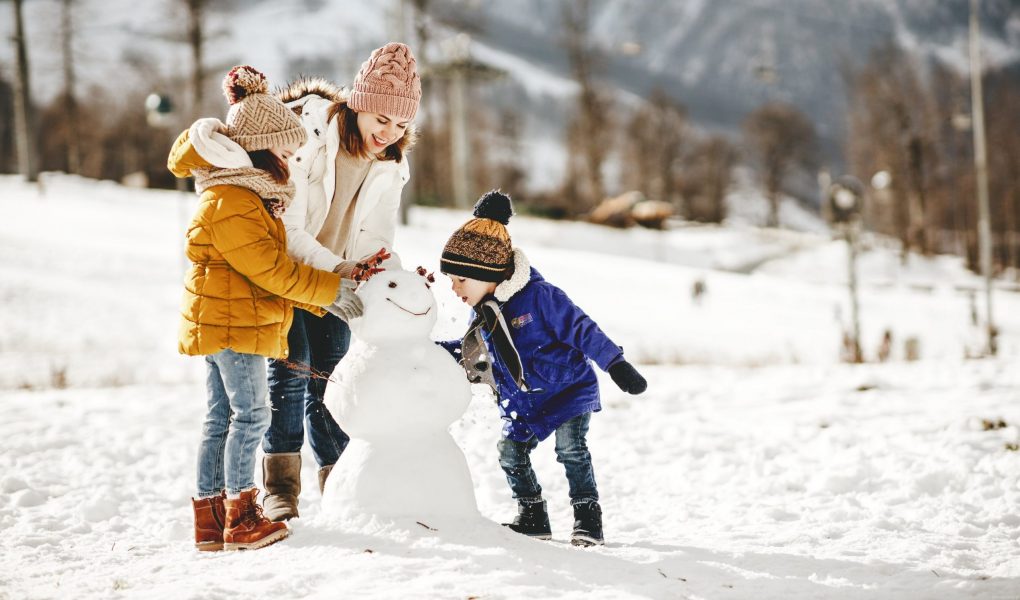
[325,278,363,322]
[608,360,647,395]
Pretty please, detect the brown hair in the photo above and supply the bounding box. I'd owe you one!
[248,150,289,183]
[326,100,417,162]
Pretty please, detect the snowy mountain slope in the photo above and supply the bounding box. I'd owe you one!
[427,0,1019,160]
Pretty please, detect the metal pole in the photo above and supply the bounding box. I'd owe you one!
[448,65,470,209]
[970,0,995,355]
[847,224,863,363]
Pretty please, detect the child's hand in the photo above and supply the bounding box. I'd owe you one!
[608,360,647,395]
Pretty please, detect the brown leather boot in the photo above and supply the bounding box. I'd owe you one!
[223,489,289,551]
[262,453,301,522]
[192,492,226,552]
[317,464,334,495]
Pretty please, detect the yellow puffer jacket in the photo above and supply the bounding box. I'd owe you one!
[168,129,341,358]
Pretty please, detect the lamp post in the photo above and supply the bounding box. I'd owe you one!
[829,175,866,363]
[145,93,186,194]
[969,0,995,356]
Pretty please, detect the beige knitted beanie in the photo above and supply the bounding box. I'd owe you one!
[222,65,307,152]
[348,43,422,121]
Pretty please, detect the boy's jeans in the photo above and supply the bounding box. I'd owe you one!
[263,309,351,467]
[497,412,599,506]
[197,349,272,497]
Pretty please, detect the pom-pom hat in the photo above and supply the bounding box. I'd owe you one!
[349,43,422,121]
[222,65,307,152]
[441,190,515,282]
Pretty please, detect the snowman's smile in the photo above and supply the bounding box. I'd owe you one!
[386,298,431,317]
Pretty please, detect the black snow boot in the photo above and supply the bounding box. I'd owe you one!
[503,499,552,540]
[571,500,604,547]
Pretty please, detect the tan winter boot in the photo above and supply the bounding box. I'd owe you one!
[192,492,226,552]
[317,464,334,495]
[223,489,289,551]
[262,452,301,521]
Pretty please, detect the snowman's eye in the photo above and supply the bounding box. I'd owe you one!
[388,282,397,288]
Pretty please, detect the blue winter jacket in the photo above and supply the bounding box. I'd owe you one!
[441,257,623,442]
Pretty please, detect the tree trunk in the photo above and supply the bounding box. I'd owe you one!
[12,0,39,182]
[61,0,81,174]
[186,0,204,118]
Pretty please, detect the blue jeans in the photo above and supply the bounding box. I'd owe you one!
[197,349,272,497]
[263,308,351,467]
[497,412,598,506]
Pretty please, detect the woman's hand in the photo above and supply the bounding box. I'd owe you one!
[351,248,391,282]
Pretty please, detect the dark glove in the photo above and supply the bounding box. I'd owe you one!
[608,360,647,395]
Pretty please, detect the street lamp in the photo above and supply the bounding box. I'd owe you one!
[145,93,175,128]
[829,175,866,363]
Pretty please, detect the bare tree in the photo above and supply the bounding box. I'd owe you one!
[184,0,205,118]
[623,88,687,206]
[986,68,1020,276]
[680,135,737,224]
[0,75,14,173]
[742,102,815,228]
[562,0,612,213]
[60,0,81,174]
[846,42,940,257]
[403,0,433,222]
[12,0,39,182]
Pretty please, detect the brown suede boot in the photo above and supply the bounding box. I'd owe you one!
[262,452,301,522]
[317,464,334,495]
[223,489,289,551]
[192,492,226,552]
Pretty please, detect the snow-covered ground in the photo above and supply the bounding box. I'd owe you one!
[2,174,1020,599]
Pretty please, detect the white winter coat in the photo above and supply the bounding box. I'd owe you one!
[283,93,408,271]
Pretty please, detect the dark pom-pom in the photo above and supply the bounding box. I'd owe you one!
[472,190,514,225]
[223,65,269,105]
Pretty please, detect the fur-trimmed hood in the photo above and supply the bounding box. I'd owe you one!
[277,77,347,106]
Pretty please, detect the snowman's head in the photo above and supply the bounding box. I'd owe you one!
[351,268,438,343]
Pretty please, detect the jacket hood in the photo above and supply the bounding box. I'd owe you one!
[167,118,252,178]
[277,77,346,105]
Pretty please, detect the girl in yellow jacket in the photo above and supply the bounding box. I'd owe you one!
[167,66,373,552]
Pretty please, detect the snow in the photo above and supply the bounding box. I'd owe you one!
[1,173,1019,599]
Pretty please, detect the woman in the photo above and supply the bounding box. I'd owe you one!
[168,65,364,551]
[261,42,421,521]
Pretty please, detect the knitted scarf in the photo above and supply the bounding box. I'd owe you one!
[192,167,295,218]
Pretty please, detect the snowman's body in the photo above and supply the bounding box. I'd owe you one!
[323,269,478,520]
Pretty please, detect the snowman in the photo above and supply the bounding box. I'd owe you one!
[322,268,479,522]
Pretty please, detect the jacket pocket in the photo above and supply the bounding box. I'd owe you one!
[529,343,585,384]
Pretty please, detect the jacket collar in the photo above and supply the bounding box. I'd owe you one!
[494,249,531,302]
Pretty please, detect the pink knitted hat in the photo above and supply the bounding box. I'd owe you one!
[348,43,422,121]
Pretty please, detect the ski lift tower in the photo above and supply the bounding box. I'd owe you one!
[427,34,506,209]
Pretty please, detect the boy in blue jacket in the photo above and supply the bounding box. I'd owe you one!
[438,190,647,546]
